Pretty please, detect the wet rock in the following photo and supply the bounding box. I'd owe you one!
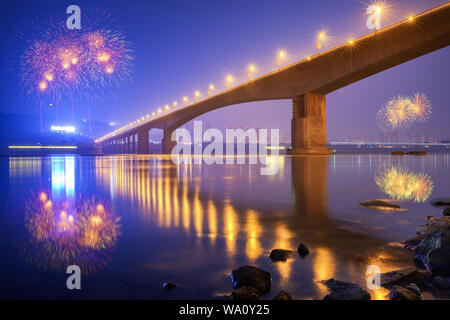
[391,151,405,155]
[269,249,295,262]
[402,234,426,250]
[406,151,427,156]
[414,227,450,275]
[428,247,450,278]
[430,197,450,207]
[297,243,310,258]
[230,266,271,294]
[444,208,450,216]
[359,199,400,210]
[380,266,431,289]
[432,276,450,290]
[388,285,421,300]
[162,282,177,290]
[273,290,293,300]
[416,217,450,236]
[322,278,371,300]
[232,286,261,300]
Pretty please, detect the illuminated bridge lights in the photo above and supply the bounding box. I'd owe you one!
[95,4,430,144]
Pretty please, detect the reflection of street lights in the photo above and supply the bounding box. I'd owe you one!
[277,51,285,68]
[208,84,214,95]
[317,31,326,54]
[248,64,255,79]
[226,75,233,88]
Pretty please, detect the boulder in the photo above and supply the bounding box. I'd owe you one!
[273,290,293,300]
[230,266,271,294]
[444,208,450,217]
[406,151,427,156]
[430,197,450,207]
[416,217,450,236]
[162,282,177,290]
[414,227,450,275]
[380,266,431,289]
[428,247,450,278]
[297,243,310,258]
[391,151,405,156]
[232,286,261,300]
[359,199,400,210]
[432,276,450,290]
[388,285,421,300]
[269,249,295,262]
[322,278,371,300]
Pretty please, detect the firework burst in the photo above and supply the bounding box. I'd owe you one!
[375,166,433,202]
[376,93,432,132]
[16,9,133,129]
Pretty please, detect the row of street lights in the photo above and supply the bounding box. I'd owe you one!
[98,4,420,143]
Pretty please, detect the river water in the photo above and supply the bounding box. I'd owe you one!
[0,154,448,299]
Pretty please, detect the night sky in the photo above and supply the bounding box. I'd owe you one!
[1,0,449,141]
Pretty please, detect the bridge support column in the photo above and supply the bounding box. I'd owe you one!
[162,128,177,154]
[138,129,149,154]
[290,93,331,155]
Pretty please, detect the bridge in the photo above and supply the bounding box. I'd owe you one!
[96,2,450,155]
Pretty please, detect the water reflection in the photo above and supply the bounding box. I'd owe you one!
[375,165,434,202]
[21,192,121,274]
[6,154,439,299]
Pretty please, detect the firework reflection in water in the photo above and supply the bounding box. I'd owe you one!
[375,166,434,203]
[21,192,121,274]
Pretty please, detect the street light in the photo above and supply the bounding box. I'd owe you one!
[277,50,285,68]
[183,96,188,105]
[165,105,170,112]
[226,75,233,88]
[317,31,326,54]
[208,84,215,95]
[173,101,178,109]
[248,64,255,79]
[194,91,201,101]
[157,108,162,115]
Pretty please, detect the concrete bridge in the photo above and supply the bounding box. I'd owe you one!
[96,3,450,155]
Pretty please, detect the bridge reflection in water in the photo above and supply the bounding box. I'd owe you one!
[6,155,430,299]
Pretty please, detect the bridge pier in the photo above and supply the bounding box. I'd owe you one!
[138,129,149,154]
[290,93,331,155]
[162,128,176,154]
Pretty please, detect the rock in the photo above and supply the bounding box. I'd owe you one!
[230,266,271,294]
[269,249,295,262]
[391,151,405,155]
[380,266,431,289]
[406,151,427,156]
[404,283,421,295]
[232,286,261,300]
[273,290,293,300]
[359,199,400,210]
[322,278,371,300]
[401,234,426,250]
[430,197,450,207]
[432,276,450,290]
[297,243,310,258]
[388,285,421,300]
[416,217,450,236]
[428,247,450,278]
[414,227,450,274]
[444,208,450,216]
[162,282,177,290]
